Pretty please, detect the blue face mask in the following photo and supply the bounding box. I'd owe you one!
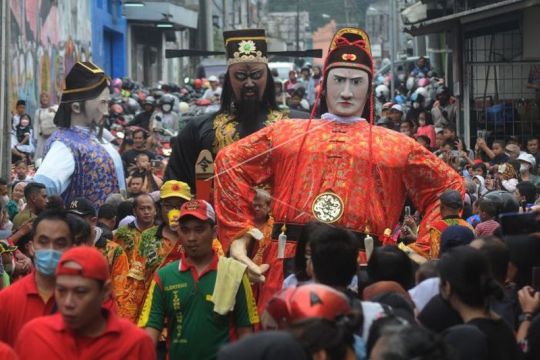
[34,249,63,276]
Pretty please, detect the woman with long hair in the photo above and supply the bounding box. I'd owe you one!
[438,246,522,360]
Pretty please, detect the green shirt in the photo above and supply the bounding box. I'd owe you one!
[138,254,258,360]
[12,208,34,230]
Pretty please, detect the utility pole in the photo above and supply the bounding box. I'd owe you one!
[246,0,250,27]
[389,0,396,100]
[222,0,228,30]
[198,0,214,50]
[0,0,10,179]
[296,0,300,51]
[344,0,351,25]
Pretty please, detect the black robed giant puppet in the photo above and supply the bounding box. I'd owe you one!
[164,29,315,194]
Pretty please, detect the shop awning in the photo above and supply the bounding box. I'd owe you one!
[403,0,540,35]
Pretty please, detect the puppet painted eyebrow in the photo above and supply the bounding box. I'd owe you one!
[333,74,365,81]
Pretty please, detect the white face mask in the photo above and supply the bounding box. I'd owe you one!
[520,164,530,173]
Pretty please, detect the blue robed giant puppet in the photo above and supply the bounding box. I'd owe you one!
[34,62,125,207]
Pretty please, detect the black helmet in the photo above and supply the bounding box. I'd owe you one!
[436,86,450,96]
[481,190,520,216]
[159,94,175,113]
[143,96,156,106]
[159,94,175,106]
[153,90,164,100]
[110,94,123,105]
[126,97,141,115]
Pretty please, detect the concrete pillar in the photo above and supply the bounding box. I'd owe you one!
[198,0,214,51]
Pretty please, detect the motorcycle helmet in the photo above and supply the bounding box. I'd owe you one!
[126,97,141,114]
[406,77,416,91]
[262,284,351,330]
[417,78,430,88]
[111,78,122,89]
[159,94,176,113]
[153,90,164,100]
[110,93,124,105]
[179,101,190,114]
[375,84,390,100]
[143,96,156,107]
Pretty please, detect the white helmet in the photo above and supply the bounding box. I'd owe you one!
[414,87,429,99]
[406,76,416,91]
[179,101,190,113]
[375,84,390,99]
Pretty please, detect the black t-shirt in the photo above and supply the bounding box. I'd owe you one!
[129,111,153,130]
[490,153,510,165]
[122,149,156,173]
[467,317,523,360]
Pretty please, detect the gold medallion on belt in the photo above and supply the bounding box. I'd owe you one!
[312,192,344,223]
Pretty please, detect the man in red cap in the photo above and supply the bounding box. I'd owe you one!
[214,27,463,311]
[139,200,258,360]
[15,246,155,359]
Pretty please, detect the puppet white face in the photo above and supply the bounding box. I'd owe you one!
[72,87,110,128]
[325,67,369,118]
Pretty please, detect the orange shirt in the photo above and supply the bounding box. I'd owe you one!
[14,310,155,360]
[0,272,55,346]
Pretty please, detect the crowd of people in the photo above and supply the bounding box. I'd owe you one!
[0,26,539,360]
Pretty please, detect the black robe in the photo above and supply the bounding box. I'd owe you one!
[164,114,215,191]
[164,109,309,192]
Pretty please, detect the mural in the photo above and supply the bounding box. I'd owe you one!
[9,0,92,117]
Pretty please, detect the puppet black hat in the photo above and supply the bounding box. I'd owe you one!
[60,61,109,103]
[165,28,322,61]
[54,61,110,127]
[223,29,267,65]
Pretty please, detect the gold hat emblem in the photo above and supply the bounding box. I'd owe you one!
[238,40,257,55]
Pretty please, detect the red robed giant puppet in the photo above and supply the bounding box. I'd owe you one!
[213,27,463,311]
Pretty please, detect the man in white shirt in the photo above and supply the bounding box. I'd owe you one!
[33,92,58,161]
[202,75,222,103]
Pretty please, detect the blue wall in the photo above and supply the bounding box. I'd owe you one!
[92,0,127,78]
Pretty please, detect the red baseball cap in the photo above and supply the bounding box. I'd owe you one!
[179,200,216,223]
[56,246,110,281]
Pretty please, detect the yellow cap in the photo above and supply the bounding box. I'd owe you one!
[160,180,192,201]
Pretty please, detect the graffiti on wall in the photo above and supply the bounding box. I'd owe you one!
[9,0,92,117]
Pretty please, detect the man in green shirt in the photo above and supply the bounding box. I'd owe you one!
[139,200,258,359]
[13,182,48,230]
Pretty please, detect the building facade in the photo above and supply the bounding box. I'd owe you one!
[92,0,128,79]
[263,11,311,51]
[8,0,93,116]
[123,0,198,86]
[404,0,540,146]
